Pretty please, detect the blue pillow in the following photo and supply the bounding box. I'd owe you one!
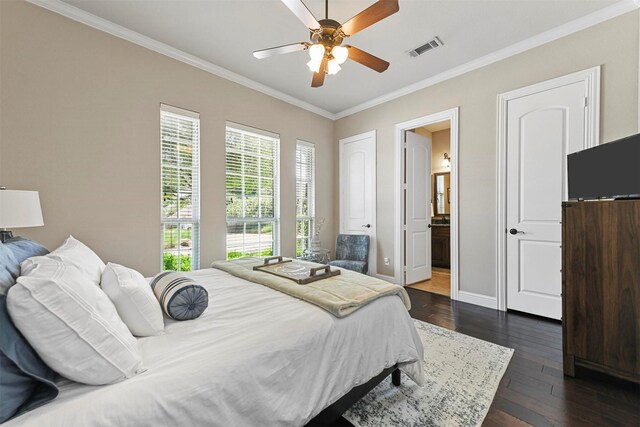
[3,237,49,265]
[0,295,59,423]
[0,244,20,295]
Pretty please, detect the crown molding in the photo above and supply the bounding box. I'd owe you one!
[25,0,336,120]
[26,0,638,122]
[333,0,639,119]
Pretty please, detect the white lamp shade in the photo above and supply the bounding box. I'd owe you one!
[307,58,321,73]
[308,44,325,61]
[0,190,44,229]
[327,59,341,75]
[331,45,348,64]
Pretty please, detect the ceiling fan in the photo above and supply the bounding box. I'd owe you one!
[253,0,399,88]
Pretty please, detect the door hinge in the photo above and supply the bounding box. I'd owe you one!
[403,225,407,231]
[403,183,407,190]
[584,97,588,107]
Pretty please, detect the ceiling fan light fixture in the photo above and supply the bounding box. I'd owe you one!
[331,45,348,64]
[327,59,341,75]
[307,58,322,73]
[253,0,399,87]
[308,43,325,61]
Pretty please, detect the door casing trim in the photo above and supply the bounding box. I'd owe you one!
[394,107,460,301]
[496,66,600,312]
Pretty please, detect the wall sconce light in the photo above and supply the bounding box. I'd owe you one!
[443,153,451,167]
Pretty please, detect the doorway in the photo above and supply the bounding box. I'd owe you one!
[407,121,452,297]
[394,108,460,300]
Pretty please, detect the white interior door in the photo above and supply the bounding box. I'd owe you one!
[339,132,375,273]
[506,81,587,319]
[405,131,432,284]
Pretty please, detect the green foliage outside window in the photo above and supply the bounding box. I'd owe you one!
[226,248,273,260]
[163,253,192,272]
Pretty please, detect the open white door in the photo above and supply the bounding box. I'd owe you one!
[339,131,376,274]
[505,80,590,319]
[405,131,432,284]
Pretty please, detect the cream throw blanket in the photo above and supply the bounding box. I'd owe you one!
[211,258,411,318]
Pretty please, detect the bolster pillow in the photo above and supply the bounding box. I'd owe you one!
[150,272,208,320]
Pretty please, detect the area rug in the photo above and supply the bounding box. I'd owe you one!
[344,319,514,427]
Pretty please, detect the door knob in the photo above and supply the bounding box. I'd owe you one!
[509,228,525,235]
[362,224,371,228]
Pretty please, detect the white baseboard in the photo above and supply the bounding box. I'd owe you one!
[457,291,498,310]
[373,273,397,284]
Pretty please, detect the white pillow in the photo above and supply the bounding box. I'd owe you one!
[101,263,164,337]
[7,258,142,385]
[22,236,105,285]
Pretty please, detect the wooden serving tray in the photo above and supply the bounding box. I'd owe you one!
[252,256,340,284]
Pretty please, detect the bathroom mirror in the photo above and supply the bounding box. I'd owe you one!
[433,172,450,216]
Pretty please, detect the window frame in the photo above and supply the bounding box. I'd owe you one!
[225,122,280,259]
[160,104,200,271]
[295,140,315,257]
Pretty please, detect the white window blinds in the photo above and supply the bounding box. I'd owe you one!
[225,122,280,259]
[160,104,200,271]
[296,141,315,257]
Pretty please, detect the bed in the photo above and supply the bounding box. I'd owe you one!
[5,267,425,426]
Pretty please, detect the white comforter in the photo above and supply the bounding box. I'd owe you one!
[7,268,424,427]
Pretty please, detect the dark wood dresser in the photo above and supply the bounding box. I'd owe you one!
[562,199,640,383]
[431,225,450,268]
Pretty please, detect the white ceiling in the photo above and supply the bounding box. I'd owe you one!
[54,0,625,116]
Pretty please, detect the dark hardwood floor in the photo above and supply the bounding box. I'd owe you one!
[316,288,640,427]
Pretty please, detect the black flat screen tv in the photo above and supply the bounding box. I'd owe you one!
[567,133,640,201]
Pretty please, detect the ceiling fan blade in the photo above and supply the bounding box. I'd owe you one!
[311,57,328,88]
[281,0,321,30]
[340,0,399,37]
[253,42,309,59]
[345,46,389,73]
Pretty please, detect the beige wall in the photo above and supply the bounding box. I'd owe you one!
[0,0,335,276]
[336,10,640,296]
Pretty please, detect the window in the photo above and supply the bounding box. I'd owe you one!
[225,123,279,259]
[160,104,200,271]
[296,141,315,257]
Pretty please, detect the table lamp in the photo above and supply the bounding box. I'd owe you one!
[0,187,44,243]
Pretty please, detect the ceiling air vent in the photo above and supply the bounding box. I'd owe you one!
[409,37,444,57]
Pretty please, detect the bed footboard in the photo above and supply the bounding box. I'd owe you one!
[308,365,401,425]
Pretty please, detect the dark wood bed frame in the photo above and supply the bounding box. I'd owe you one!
[309,366,401,424]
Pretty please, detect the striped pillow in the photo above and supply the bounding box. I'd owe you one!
[150,272,208,320]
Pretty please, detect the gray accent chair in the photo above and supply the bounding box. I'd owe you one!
[328,234,370,274]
